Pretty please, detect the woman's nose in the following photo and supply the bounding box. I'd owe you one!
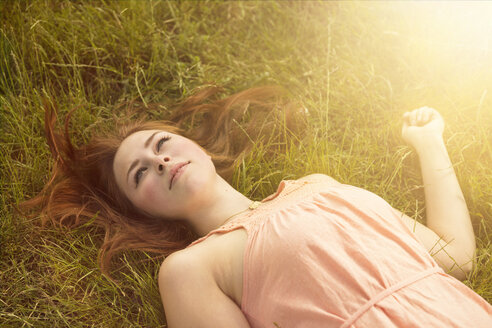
[155,156,170,173]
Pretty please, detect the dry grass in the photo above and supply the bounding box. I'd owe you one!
[1,1,491,326]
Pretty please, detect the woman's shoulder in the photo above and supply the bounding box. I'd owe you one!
[163,229,247,304]
[159,239,216,280]
[165,229,219,262]
[173,229,245,268]
[296,173,342,186]
[260,174,342,202]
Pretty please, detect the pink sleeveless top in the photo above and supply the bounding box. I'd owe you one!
[186,176,492,327]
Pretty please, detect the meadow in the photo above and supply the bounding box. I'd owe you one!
[1,1,491,326]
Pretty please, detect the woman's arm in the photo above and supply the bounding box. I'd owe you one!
[158,251,251,328]
[401,107,476,278]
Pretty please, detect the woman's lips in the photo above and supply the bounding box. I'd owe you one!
[169,162,190,190]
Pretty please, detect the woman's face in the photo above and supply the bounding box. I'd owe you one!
[113,129,216,219]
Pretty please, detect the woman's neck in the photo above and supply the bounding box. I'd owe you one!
[185,175,253,237]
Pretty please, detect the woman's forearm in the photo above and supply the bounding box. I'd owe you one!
[416,136,476,270]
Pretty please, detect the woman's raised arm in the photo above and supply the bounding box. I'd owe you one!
[401,107,476,278]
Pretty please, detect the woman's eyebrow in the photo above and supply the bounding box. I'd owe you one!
[144,131,159,148]
[126,131,159,183]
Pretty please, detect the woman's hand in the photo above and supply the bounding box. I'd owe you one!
[401,107,444,151]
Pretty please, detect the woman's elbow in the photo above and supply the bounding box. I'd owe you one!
[448,254,475,281]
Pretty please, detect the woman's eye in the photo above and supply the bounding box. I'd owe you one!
[135,167,147,187]
[156,136,171,152]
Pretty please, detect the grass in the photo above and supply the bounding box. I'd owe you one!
[1,1,491,326]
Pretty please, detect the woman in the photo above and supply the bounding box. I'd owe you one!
[25,87,492,327]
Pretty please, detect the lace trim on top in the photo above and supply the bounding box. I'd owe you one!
[186,179,311,248]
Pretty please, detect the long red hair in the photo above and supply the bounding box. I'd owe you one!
[21,85,304,278]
